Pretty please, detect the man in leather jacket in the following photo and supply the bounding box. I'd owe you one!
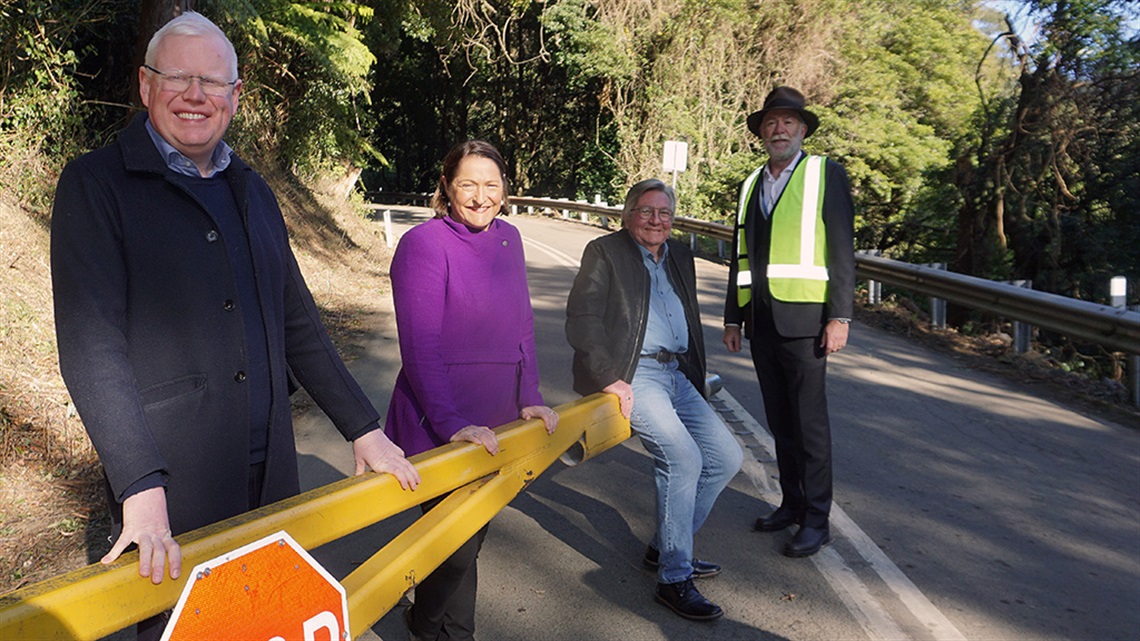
[566,179,743,621]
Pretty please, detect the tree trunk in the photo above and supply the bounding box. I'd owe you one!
[131,0,196,109]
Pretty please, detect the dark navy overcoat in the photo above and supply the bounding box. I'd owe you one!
[51,114,380,535]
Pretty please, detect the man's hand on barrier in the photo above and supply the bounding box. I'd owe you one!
[520,405,559,434]
[452,424,500,455]
[354,428,421,490]
[104,486,181,585]
[602,380,634,419]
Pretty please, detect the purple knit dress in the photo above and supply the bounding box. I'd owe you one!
[384,216,544,456]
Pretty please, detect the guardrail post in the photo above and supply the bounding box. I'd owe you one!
[1111,276,1139,406]
[383,209,394,249]
[1009,280,1033,353]
[928,263,947,329]
[594,196,610,229]
[1132,307,1140,407]
[690,232,698,251]
[511,204,518,216]
[859,250,883,305]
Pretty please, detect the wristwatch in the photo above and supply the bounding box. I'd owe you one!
[832,318,851,324]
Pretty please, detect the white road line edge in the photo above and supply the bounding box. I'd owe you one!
[521,235,584,273]
[715,389,967,641]
[515,217,965,641]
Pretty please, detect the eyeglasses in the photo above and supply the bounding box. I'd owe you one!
[634,206,674,222]
[143,64,238,97]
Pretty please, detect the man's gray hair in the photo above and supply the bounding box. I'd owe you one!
[145,11,238,80]
[622,179,677,227]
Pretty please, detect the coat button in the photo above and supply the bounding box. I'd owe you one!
[234,371,246,382]
[206,230,219,242]
[223,299,235,311]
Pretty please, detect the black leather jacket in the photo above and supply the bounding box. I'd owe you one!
[566,230,707,398]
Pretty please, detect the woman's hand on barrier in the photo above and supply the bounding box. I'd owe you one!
[520,405,559,434]
[602,380,634,419]
[451,424,500,455]
[354,428,421,490]
[105,486,181,585]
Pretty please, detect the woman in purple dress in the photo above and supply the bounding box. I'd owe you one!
[385,140,557,641]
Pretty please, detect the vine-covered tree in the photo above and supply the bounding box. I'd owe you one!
[961,0,1139,299]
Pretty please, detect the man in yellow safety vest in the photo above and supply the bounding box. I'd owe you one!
[723,86,856,558]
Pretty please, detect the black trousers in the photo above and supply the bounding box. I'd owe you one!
[407,494,490,641]
[749,325,833,528]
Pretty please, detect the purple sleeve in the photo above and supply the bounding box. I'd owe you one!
[515,236,544,409]
[390,229,469,440]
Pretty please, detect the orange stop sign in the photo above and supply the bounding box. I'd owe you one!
[161,531,349,641]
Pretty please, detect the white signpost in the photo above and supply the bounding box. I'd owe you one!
[662,140,688,188]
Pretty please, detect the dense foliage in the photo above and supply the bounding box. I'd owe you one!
[1,0,1137,304]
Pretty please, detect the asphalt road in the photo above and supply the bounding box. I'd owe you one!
[292,208,1140,641]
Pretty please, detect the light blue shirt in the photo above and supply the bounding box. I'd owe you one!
[638,243,689,355]
[145,118,233,177]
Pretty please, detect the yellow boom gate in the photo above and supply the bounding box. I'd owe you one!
[0,394,629,640]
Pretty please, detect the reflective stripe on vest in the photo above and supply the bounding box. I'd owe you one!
[734,167,764,307]
[734,156,829,307]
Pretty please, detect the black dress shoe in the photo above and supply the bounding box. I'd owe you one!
[643,545,722,579]
[654,578,724,621]
[784,524,831,558]
[753,506,803,532]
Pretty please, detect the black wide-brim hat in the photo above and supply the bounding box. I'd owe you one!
[746,86,819,138]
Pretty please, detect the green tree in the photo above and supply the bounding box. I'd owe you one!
[202,0,385,176]
[813,0,992,259]
[365,0,621,200]
[964,0,1139,298]
[0,0,103,215]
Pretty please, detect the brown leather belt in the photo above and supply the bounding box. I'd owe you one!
[641,350,679,364]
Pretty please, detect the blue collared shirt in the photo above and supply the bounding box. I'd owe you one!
[145,118,233,177]
[638,243,689,356]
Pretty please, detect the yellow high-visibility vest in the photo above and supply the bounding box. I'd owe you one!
[735,155,828,306]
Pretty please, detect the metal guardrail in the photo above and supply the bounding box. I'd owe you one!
[855,255,1140,355]
[501,196,1140,356]
[365,193,1137,403]
[363,191,431,207]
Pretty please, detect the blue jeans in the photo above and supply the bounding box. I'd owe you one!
[629,358,743,584]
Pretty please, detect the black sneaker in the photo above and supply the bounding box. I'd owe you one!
[643,545,722,579]
[654,578,724,621]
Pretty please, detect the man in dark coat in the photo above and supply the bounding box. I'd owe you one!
[723,86,856,558]
[50,12,419,631]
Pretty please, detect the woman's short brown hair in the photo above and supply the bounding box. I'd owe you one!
[430,140,511,218]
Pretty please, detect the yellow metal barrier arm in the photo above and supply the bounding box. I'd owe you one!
[0,394,628,641]
[343,392,629,637]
